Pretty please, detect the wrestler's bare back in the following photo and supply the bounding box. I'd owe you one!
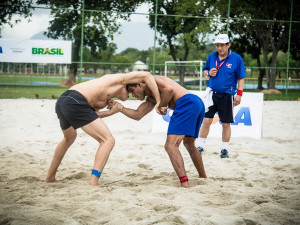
[154,76,190,109]
[70,74,125,110]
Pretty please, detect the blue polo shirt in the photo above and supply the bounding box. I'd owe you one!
[203,51,246,95]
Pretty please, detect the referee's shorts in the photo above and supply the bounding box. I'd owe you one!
[205,92,234,123]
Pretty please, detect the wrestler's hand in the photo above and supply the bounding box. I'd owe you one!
[233,95,241,106]
[155,102,160,114]
[209,68,218,77]
[106,100,116,110]
[156,104,167,115]
[110,102,124,112]
[159,106,167,115]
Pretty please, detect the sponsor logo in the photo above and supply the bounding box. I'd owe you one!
[232,107,252,125]
[32,48,64,55]
[212,107,252,126]
[162,109,173,122]
[226,63,232,68]
[162,107,252,126]
[10,47,25,53]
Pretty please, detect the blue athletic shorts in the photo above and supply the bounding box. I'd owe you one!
[55,90,99,130]
[167,94,205,138]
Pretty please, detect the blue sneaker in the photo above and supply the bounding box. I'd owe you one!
[220,149,229,158]
[197,146,204,155]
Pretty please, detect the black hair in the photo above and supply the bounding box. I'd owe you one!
[126,83,138,91]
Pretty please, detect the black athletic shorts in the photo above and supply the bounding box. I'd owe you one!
[205,92,234,123]
[55,90,99,130]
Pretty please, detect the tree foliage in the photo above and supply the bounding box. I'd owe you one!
[0,0,33,35]
[148,0,213,60]
[286,1,300,61]
[36,0,144,84]
[1,0,299,88]
[148,0,212,85]
[216,0,298,89]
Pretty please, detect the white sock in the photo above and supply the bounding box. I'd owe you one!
[222,142,229,150]
[196,138,206,147]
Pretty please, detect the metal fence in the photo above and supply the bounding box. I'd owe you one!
[0,0,299,99]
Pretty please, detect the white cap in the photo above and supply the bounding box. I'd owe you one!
[214,34,229,43]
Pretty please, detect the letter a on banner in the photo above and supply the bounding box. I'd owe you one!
[232,107,252,126]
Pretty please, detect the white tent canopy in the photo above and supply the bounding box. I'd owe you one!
[132,60,148,71]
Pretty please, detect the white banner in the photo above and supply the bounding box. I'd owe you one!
[0,39,72,64]
[152,91,264,139]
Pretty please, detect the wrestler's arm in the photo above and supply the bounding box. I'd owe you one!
[115,99,155,121]
[155,77,173,108]
[96,109,119,118]
[95,100,122,118]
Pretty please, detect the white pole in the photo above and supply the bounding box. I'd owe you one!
[200,61,203,91]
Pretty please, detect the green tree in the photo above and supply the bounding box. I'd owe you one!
[36,0,144,86]
[98,43,118,74]
[111,54,132,72]
[0,0,33,35]
[148,0,211,86]
[82,43,118,75]
[139,49,152,64]
[148,48,173,74]
[230,35,265,89]
[217,0,298,89]
[283,1,300,61]
[119,48,152,65]
[120,48,141,63]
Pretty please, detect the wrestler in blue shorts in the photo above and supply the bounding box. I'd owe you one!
[120,76,208,188]
[168,94,205,138]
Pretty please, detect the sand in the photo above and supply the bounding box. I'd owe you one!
[0,99,299,225]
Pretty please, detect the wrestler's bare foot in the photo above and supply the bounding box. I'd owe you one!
[44,177,57,183]
[88,176,99,186]
[181,181,190,188]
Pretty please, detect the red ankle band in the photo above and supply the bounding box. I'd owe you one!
[179,176,189,183]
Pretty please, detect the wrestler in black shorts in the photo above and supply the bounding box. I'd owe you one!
[205,92,234,123]
[55,90,99,130]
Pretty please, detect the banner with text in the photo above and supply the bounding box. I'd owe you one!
[0,39,72,64]
[152,91,264,139]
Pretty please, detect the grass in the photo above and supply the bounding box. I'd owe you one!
[0,85,69,99]
[0,85,299,100]
[0,75,65,85]
[245,89,300,101]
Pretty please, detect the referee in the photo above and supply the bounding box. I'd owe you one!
[197,34,246,158]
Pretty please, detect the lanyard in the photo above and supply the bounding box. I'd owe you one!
[215,51,231,71]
